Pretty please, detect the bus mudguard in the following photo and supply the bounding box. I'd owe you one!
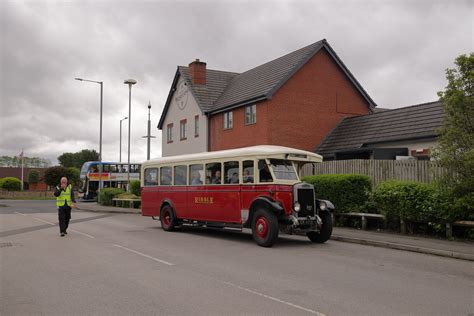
[246,196,284,227]
[160,199,175,212]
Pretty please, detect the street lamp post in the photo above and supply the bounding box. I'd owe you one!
[124,79,137,191]
[75,77,103,203]
[119,117,128,162]
[142,101,156,160]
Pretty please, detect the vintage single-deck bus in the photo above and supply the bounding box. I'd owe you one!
[140,145,334,247]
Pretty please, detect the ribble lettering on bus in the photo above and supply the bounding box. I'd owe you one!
[194,197,214,204]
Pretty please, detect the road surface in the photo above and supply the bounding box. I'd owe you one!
[1,200,473,315]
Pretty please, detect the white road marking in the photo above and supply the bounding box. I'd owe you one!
[223,281,326,316]
[14,211,94,238]
[68,229,95,239]
[113,244,174,266]
[15,211,55,225]
[31,217,55,225]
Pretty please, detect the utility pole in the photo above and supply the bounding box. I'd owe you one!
[142,101,156,160]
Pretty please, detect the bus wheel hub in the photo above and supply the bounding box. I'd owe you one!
[256,218,268,238]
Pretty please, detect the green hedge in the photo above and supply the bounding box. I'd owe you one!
[302,174,372,212]
[0,177,22,191]
[98,188,125,206]
[373,180,442,225]
[130,180,141,197]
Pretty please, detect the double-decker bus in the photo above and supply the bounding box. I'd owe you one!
[140,145,334,247]
[80,161,141,200]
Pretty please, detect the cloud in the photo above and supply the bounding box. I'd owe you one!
[1,0,472,164]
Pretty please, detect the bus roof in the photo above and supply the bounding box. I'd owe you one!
[143,145,322,166]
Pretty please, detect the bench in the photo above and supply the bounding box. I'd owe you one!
[334,212,385,230]
[446,220,474,239]
[112,198,141,209]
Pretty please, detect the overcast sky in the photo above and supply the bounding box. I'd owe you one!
[1,0,472,165]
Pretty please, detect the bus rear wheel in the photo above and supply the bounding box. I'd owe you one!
[307,212,332,243]
[160,205,178,231]
[252,209,279,247]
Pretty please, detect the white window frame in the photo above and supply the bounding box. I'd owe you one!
[167,123,173,143]
[194,115,199,137]
[245,104,256,125]
[180,119,187,140]
[224,111,233,129]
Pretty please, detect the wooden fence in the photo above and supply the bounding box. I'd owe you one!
[300,160,445,186]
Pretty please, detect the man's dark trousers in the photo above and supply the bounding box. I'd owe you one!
[58,206,71,233]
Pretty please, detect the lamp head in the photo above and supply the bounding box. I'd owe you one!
[124,79,137,85]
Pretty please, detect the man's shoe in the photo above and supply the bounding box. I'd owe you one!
[64,231,68,235]
[60,233,65,237]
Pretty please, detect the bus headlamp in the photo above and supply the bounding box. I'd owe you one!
[319,201,327,211]
[294,202,301,212]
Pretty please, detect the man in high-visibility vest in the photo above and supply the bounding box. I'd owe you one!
[54,177,76,237]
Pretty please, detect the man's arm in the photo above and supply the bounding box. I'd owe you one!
[53,186,61,197]
[70,187,76,203]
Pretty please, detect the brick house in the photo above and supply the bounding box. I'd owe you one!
[158,39,377,157]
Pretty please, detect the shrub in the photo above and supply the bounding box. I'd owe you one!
[373,180,440,226]
[98,188,125,206]
[28,170,40,184]
[130,180,141,196]
[302,174,372,212]
[0,177,22,191]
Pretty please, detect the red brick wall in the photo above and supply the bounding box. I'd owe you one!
[210,103,270,151]
[210,48,370,152]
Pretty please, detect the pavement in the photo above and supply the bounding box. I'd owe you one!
[76,201,474,261]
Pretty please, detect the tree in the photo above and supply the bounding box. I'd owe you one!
[57,152,77,168]
[436,52,474,219]
[44,166,68,187]
[57,149,99,169]
[28,170,40,184]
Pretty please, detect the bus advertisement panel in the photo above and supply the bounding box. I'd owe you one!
[140,145,334,247]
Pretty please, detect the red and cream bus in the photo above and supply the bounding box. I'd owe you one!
[140,145,334,247]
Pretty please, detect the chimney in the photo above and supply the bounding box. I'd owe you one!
[189,59,206,85]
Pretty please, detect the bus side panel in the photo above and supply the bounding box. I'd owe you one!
[186,185,211,221]
[141,187,160,217]
[204,185,241,223]
[167,186,187,218]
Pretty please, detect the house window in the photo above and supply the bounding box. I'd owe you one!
[166,123,173,143]
[194,115,199,137]
[224,111,233,129]
[245,104,256,125]
[180,119,187,140]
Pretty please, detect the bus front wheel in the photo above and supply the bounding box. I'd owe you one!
[251,209,279,247]
[160,205,178,231]
[307,212,332,243]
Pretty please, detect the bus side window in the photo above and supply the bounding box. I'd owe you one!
[174,165,187,185]
[242,160,254,184]
[258,159,273,182]
[224,161,239,184]
[160,167,172,185]
[206,162,222,184]
[144,168,158,186]
[103,165,110,172]
[189,164,203,185]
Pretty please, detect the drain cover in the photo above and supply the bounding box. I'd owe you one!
[0,242,14,248]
